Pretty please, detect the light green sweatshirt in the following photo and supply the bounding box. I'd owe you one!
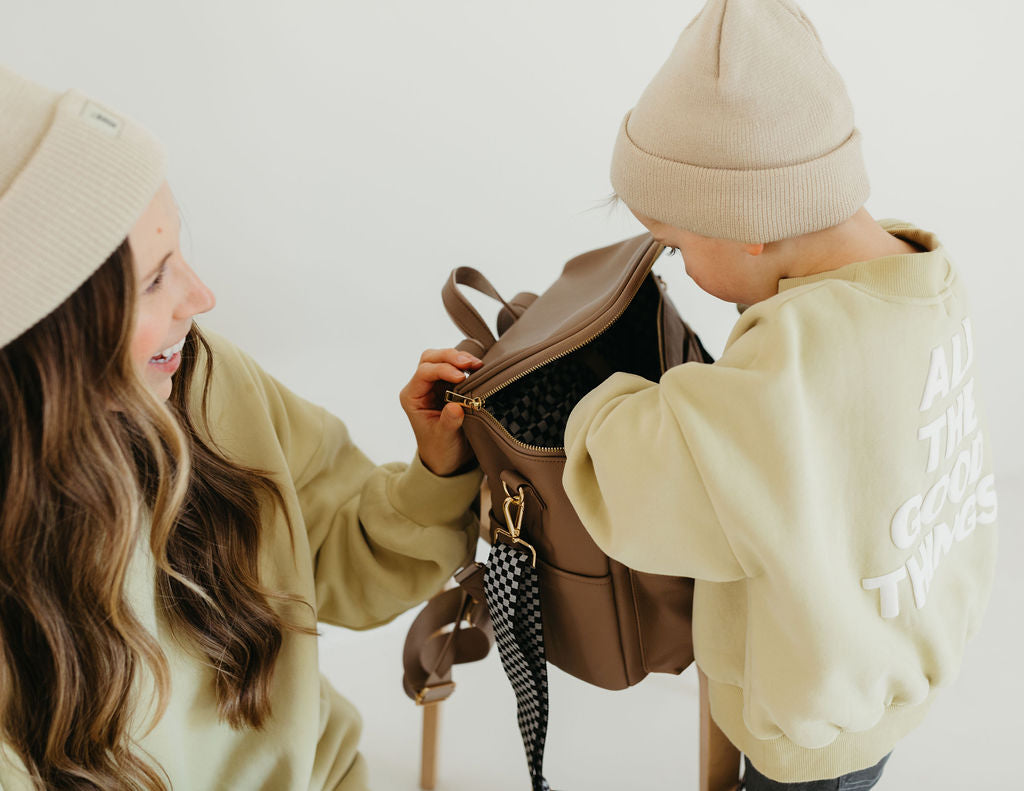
[563,221,998,782]
[0,329,482,790]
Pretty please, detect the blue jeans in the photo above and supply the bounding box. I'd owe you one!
[743,752,891,791]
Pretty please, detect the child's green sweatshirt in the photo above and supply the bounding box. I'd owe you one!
[0,330,482,790]
[563,220,998,782]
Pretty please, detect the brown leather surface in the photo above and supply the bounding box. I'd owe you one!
[401,569,494,705]
[442,266,516,354]
[440,234,707,690]
[497,291,539,338]
[407,237,730,790]
[449,235,662,397]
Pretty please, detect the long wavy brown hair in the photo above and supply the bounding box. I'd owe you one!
[0,241,316,789]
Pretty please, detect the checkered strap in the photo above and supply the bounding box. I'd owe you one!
[484,541,552,791]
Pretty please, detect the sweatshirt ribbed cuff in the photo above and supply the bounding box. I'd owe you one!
[386,454,483,528]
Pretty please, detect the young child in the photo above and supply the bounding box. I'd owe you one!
[559,1,999,788]
[0,65,482,790]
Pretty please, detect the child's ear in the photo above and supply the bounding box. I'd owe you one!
[743,242,766,257]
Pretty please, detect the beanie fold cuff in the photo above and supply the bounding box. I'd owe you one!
[610,112,870,243]
[0,88,166,348]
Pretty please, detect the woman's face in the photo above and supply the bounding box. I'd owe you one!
[127,181,216,400]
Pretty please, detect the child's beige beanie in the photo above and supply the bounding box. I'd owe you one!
[611,0,869,244]
[0,65,166,349]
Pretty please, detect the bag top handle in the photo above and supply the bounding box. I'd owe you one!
[442,266,516,355]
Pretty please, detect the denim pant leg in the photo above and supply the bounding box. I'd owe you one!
[744,752,891,791]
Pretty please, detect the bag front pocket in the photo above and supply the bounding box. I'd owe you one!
[536,560,631,690]
[629,570,695,675]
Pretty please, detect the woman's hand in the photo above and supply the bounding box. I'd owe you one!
[399,348,484,476]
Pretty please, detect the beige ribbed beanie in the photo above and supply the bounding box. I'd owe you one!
[0,65,166,349]
[611,0,869,243]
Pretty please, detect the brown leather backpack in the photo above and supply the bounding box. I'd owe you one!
[403,233,715,789]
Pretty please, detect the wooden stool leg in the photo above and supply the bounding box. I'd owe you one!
[420,701,441,790]
[699,668,743,791]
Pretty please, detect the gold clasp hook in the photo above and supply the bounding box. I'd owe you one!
[501,482,526,539]
[494,482,537,568]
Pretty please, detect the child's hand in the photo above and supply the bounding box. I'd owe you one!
[399,348,484,476]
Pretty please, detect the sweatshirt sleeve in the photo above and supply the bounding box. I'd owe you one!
[193,329,482,630]
[563,319,769,583]
[294,416,482,631]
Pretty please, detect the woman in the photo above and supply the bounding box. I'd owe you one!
[0,65,481,790]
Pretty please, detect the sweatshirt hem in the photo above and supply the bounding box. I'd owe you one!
[707,678,934,782]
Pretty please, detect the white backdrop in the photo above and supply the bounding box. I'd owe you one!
[3,1,1022,789]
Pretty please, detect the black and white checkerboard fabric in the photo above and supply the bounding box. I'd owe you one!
[484,541,552,791]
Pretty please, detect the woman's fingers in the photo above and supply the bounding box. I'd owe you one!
[400,348,481,476]
[402,350,484,405]
[439,401,465,429]
[422,361,470,385]
[403,363,465,404]
[419,348,483,368]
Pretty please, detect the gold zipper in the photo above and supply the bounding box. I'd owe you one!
[444,243,666,454]
[446,390,563,453]
[444,392,482,411]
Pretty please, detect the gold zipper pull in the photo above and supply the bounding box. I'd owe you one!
[444,391,482,410]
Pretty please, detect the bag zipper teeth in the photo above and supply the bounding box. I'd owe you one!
[446,244,666,454]
[470,404,566,453]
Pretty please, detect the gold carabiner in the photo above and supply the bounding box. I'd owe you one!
[501,482,526,540]
[495,482,537,567]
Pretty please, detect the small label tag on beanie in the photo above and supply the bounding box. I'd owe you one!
[80,101,123,137]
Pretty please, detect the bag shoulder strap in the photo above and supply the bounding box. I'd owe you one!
[402,563,494,705]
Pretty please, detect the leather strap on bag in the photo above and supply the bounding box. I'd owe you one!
[497,291,539,337]
[442,267,535,354]
[402,563,494,706]
[442,267,511,354]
